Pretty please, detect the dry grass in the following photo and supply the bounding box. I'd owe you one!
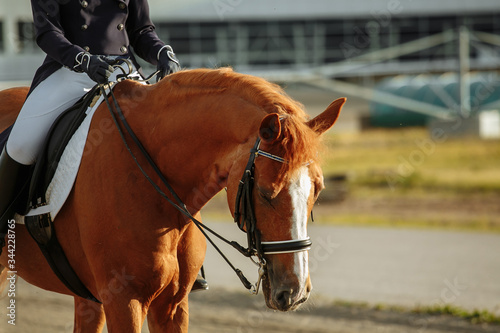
[322,128,500,191]
[316,128,500,231]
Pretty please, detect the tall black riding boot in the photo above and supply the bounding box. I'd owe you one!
[0,147,32,253]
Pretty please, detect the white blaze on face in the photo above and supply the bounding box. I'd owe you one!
[288,166,311,287]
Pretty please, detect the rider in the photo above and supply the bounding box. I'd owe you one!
[0,0,207,291]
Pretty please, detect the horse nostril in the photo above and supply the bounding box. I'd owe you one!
[276,289,293,310]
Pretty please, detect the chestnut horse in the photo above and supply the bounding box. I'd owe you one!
[0,68,344,332]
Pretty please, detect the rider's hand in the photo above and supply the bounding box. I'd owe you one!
[74,53,114,84]
[156,45,180,82]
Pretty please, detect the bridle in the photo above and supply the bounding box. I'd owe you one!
[100,68,312,295]
[234,138,313,257]
[232,137,313,292]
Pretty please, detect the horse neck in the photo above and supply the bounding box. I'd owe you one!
[119,83,265,211]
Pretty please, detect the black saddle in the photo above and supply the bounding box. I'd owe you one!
[0,84,103,303]
[27,85,102,212]
[0,85,102,214]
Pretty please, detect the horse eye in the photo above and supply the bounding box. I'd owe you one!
[258,189,274,206]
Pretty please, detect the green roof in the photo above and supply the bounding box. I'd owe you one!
[369,73,500,127]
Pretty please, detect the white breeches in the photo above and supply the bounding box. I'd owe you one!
[7,64,138,165]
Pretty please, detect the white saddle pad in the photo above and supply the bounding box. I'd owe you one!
[15,90,107,224]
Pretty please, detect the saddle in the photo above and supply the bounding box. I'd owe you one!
[26,84,102,213]
[0,84,104,302]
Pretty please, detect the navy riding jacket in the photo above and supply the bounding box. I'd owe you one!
[31,0,165,90]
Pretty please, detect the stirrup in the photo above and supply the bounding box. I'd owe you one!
[191,273,209,292]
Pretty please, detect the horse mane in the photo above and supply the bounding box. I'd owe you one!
[158,68,322,176]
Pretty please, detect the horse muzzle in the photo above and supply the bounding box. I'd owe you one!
[263,276,312,311]
[263,255,312,312]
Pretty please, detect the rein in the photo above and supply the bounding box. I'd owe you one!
[99,74,312,295]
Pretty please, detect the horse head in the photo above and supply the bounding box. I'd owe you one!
[226,93,346,311]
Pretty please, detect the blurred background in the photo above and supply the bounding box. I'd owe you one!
[0,1,499,332]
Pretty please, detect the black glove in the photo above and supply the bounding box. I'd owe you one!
[156,45,180,82]
[74,52,114,84]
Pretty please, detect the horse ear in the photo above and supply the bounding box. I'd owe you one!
[307,97,346,135]
[259,113,281,143]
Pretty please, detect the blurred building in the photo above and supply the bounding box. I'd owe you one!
[0,0,499,81]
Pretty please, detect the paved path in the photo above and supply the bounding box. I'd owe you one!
[201,220,500,312]
[1,222,499,332]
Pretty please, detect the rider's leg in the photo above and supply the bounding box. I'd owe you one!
[0,68,94,253]
[7,68,95,165]
[0,147,31,252]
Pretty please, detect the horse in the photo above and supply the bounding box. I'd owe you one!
[0,67,345,332]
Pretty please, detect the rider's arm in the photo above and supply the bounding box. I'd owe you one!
[126,0,166,66]
[30,0,84,69]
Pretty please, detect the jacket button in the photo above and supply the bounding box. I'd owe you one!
[119,3,126,9]
[81,24,88,31]
[81,1,88,8]
[117,23,124,31]
[84,46,90,52]
[120,46,127,53]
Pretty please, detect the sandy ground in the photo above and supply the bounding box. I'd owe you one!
[1,220,500,332]
[189,289,500,333]
[0,279,499,333]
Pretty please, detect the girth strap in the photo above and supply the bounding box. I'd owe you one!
[25,212,100,303]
